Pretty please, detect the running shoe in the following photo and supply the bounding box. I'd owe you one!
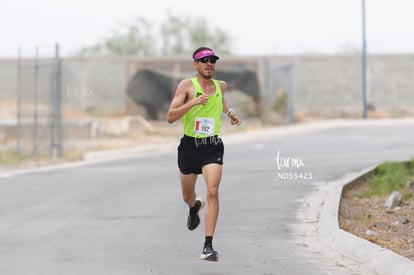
[200,246,219,261]
[187,197,204,230]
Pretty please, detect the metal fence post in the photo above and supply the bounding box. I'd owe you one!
[17,47,22,157]
[287,62,296,123]
[51,43,63,158]
[362,0,368,118]
[33,46,39,156]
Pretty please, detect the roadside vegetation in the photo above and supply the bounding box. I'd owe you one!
[0,150,20,166]
[363,159,414,198]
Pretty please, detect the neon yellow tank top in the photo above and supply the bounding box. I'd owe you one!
[182,77,223,138]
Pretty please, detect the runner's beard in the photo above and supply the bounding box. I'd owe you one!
[199,71,214,79]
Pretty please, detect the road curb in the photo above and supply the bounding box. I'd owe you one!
[320,165,414,275]
[3,118,414,177]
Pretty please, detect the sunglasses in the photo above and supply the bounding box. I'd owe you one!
[196,56,218,64]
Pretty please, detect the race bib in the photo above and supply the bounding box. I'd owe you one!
[194,117,215,136]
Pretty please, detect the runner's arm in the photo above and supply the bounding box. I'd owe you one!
[167,80,208,124]
[220,81,241,126]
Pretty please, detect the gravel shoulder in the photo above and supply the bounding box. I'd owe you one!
[339,174,414,261]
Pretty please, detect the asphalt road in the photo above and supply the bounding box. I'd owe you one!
[1,119,414,275]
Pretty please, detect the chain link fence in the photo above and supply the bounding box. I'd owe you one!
[16,44,62,158]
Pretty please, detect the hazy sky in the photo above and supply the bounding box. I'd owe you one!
[2,0,413,57]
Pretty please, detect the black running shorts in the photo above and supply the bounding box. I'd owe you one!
[177,135,224,175]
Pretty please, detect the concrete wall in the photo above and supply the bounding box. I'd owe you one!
[266,54,414,116]
[1,54,413,118]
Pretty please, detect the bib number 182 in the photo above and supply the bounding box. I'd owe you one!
[194,117,215,136]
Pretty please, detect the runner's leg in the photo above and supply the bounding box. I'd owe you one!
[180,173,198,207]
[202,163,222,236]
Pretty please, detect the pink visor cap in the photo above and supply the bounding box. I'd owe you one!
[194,49,220,61]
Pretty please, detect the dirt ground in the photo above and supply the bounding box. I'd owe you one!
[339,176,414,261]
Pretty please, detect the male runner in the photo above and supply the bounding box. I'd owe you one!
[167,46,241,261]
